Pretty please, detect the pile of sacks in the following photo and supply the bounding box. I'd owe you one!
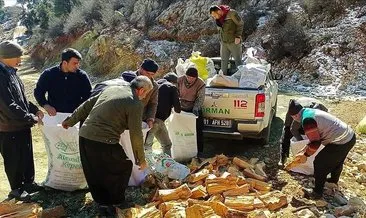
[118,154,289,218]
[207,47,271,89]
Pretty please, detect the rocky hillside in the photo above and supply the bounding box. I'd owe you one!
[2,0,366,98]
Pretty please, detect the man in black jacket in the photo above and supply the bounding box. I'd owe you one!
[144,73,181,156]
[0,41,43,200]
[34,48,92,115]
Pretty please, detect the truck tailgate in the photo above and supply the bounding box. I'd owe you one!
[203,87,258,121]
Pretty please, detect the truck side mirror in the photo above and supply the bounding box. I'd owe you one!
[274,74,283,80]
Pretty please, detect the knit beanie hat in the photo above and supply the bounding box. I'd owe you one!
[185,67,198,78]
[141,59,159,73]
[163,72,178,83]
[288,99,303,115]
[0,41,24,59]
[121,71,137,82]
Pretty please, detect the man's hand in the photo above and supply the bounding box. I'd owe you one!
[235,37,241,45]
[147,118,154,128]
[44,104,57,116]
[36,110,44,125]
[61,121,69,129]
[138,161,147,170]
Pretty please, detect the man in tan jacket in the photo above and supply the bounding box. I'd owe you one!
[177,67,206,156]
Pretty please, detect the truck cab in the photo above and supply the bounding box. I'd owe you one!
[202,58,281,144]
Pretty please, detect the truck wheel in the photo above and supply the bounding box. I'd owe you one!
[260,114,273,145]
[272,99,277,118]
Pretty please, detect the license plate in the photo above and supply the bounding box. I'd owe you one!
[204,118,232,128]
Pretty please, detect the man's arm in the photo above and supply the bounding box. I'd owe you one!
[28,101,40,115]
[128,102,145,165]
[193,85,206,113]
[34,70,50,107]
[145,86,158,120]
[80,72,92,103]
[0,78,36,124]
[231,11,244,39]
[63,93,100,127]
[172,86,181,113]
[302,117,322,156]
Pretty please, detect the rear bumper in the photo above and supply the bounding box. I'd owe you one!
[203,119,266,139]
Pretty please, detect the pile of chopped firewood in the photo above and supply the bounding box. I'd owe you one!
[119,154,289,218]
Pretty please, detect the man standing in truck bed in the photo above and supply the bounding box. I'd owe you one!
[209,5,244,75]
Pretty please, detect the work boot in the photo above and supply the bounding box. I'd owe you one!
[303,188,323,200]
[278,153,288,167]
[98,205,116,218]
[23,182,43,193]
[8,188,31,202]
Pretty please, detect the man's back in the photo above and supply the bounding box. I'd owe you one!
[155,79,181,121]
[80,86,143,144]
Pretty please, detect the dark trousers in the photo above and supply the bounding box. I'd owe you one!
[313,134,356,194]
[0,129,35,190]
[196,110,204,153]
[79,137,132,205]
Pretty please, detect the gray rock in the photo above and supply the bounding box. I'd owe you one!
[335,205,356,217]
[348,197,366,211]
[333,193,348,206]
[296,209,316,218]
[320,214,336,218]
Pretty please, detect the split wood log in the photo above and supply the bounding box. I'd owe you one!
[188,180,204,189]
[187,199,229,217]
[189,169,210,183]
[206,174,239,195]
[246,178,272,192]
[233,157,254,169]
[224,195,255,211]
[243,168,266,181]
[254,162,268,178]
[119,204,162,218]
[165,206,186,218]
[191,185,208,199]
[259,191,288,211]
[0,202,42,218]
[223,184,250,197]
[227,166,243,177]
[185,204,220,218]
[159,200,188,215]
[158,184,192,202]
[208,194,225,203]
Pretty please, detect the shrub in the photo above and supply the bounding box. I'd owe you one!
[302,0,346,20]
[268,18,309,61]
[47,16,65,38]
[242,8,260,40]
[64,0,105,34]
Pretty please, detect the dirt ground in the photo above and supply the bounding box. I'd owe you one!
[0,59,365,217]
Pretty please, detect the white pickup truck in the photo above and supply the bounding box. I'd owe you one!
[202,58,282,144]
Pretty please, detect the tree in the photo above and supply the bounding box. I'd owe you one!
[53,0,78,17]
[36,0,52,29]
[0,0,4,9]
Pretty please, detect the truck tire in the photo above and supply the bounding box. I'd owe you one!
[272,99,277,118]
[259,110,273,145]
